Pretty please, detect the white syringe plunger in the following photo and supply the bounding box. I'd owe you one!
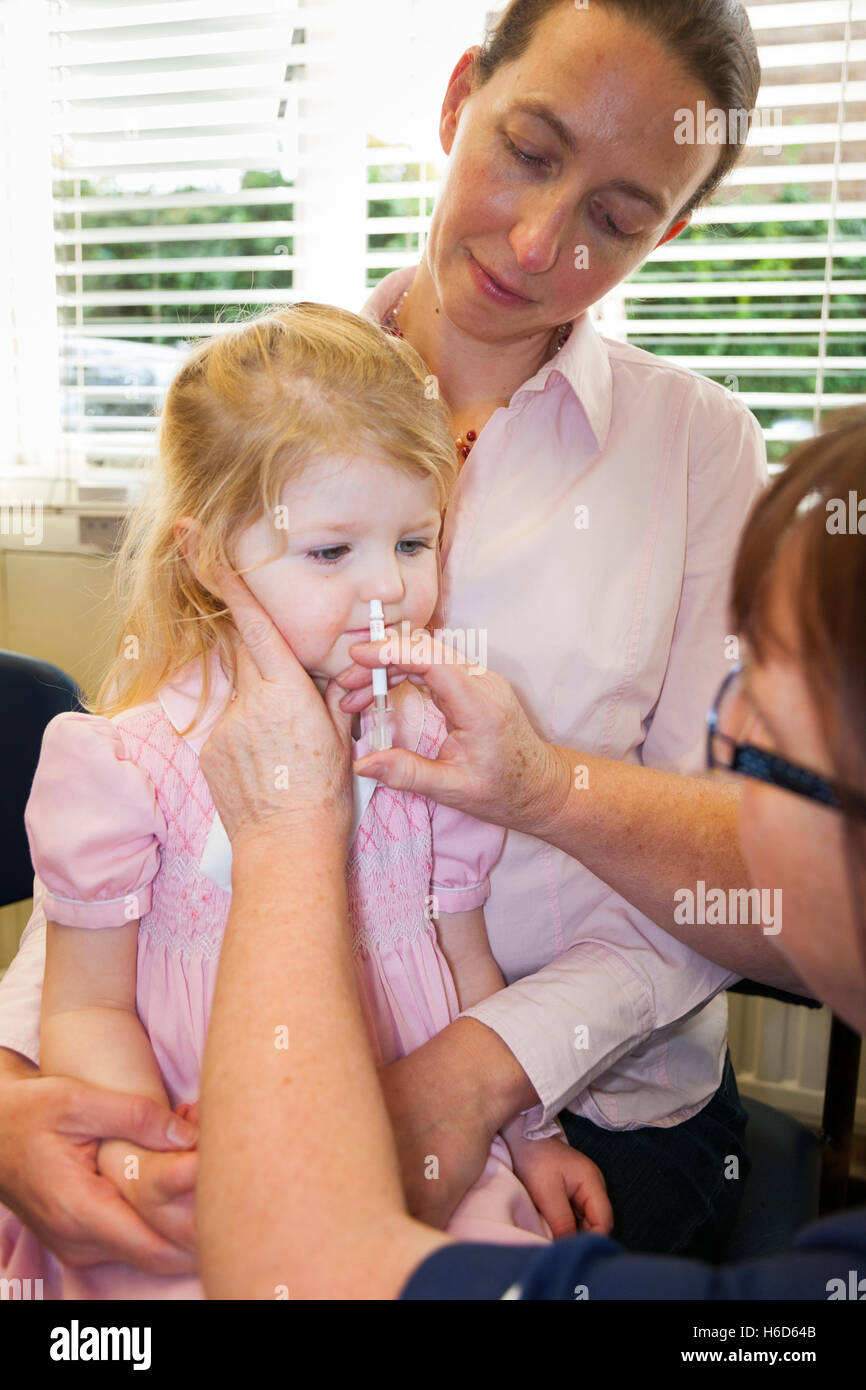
[368,599,393,750]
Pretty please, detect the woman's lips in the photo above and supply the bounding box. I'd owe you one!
[467,252,533,307]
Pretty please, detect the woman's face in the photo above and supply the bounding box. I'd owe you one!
[737,567,866,1034]
[430,2,721,338]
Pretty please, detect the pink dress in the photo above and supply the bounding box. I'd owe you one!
[0,649,551,1299]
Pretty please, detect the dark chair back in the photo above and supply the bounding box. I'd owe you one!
[0,649,83,909]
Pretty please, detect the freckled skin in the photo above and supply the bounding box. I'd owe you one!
[738,562,866,1034]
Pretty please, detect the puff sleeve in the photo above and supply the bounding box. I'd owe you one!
[23,712,166,928]
[429,800,506,914]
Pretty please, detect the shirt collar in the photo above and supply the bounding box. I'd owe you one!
[157,645,426,759]
[361,263,613,450]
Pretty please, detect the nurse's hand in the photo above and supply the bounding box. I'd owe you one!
[199,568,354,855]
[337,631,571,838]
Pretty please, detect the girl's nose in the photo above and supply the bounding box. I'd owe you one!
[360,564,405,609]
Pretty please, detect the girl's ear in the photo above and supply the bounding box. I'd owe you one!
[174,516,224,599]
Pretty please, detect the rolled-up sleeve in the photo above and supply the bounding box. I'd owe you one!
[465,936,655,1135]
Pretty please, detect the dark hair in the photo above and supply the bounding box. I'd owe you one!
[731,406,866,950]
[471,0,761,220]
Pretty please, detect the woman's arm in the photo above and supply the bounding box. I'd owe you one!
[538,747,808,993]
[344,646,809,995]
[199,832,447,1298]
[195,574,449,1298]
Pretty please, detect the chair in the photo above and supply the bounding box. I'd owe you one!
[717,978,862,1261]
[0,649,83,910]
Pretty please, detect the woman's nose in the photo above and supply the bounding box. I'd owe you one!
[509,191,572,276]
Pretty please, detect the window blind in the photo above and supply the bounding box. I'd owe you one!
[3,0,864,482]
[363,0,866,470]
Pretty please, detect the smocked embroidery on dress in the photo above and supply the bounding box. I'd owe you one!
[115,706,231,958]
[346,695,445,957]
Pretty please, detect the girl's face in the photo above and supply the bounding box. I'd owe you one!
[736,570,866,1035]
[230,453,442,690]
[430,3,722,338]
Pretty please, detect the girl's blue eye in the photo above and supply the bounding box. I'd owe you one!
[307,540,432,565]
[308,546,348,564]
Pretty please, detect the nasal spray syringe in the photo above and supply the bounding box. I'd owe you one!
[368,599,394,752]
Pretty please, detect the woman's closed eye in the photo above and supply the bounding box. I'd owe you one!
[503,135,632,240]
[306,540,433,566]
[505,134,551,170]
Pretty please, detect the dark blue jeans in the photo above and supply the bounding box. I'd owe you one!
[557,1048,750,1260]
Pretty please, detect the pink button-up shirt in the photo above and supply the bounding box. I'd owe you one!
[0,262,767,1135]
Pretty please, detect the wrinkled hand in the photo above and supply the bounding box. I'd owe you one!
[505,1122,613,1239]
[0,1068,198,1274]
[198,568,354,855]
[336,628,570,839]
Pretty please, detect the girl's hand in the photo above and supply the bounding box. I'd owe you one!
[503,1121,614,1239]
[97,1135,198,1263]
[198,567,355,854]
[175,1100,200,1127]
[96,1102,200,1261]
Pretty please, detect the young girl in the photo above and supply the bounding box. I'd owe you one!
[0,304,609,1299]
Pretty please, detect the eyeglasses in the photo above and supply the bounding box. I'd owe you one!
[707,661,866,820]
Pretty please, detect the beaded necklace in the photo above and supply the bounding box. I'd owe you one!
[382,288,573,461]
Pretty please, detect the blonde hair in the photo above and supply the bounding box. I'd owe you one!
[87,302,459,738]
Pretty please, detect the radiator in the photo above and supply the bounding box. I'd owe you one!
[727,993,866,1133]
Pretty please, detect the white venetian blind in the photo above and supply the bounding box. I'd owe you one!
[362,0,866,470]
[42,0,369,480]
[3,0,863,482]
[623,0,866,467]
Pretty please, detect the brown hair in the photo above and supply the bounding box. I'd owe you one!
[731,406,866,940]
[87,303,458,737]
[471,0,761,219]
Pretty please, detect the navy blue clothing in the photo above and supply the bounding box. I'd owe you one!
[557,1049,749,1258]
[400,1205,866,1299]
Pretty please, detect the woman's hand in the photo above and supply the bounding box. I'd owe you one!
[337,630,571,838]
[0,1060,199,1274]
[198,568,354,855]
